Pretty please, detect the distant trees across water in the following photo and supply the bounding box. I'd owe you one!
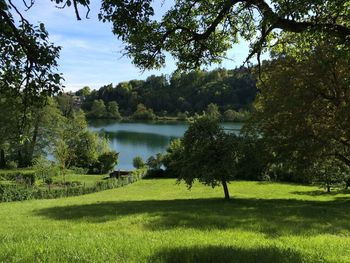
[78,67,256,121]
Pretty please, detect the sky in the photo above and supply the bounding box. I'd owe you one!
[19,1,252,92]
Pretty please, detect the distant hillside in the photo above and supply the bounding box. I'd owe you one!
[80,67,257,118]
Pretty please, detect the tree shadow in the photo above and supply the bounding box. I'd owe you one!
[291,189,350,196]
[148,245,304,263]
[34,197,350,237]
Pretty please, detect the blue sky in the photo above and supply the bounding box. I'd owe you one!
[20,1,252,91]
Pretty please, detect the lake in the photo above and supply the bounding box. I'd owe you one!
[89,120,243,170]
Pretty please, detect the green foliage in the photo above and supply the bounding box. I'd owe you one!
[5,161,18,169]
[83,68,256,117]
[223,109,250,122]
[33,156,52,182]
[54,139,70,183]
[133,156,145,169]
[178,116,240,199]
[96,151,119,174]
[162,139,184,178]
[98,0,349,70]
[76,86,91,97]
[235,136,270,181]
[0,170,142,202]
[132,104,156,120]
[106,101,122,120]
[146,153,163,170]
[247,37,350,184]
[205,103,221,120]
[90,99,107,119]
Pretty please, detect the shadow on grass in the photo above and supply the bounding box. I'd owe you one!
[149,245,304,263]
[291,189,350,196]
[35,197,350,237]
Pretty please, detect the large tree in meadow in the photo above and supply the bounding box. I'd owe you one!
[179,116,240,200]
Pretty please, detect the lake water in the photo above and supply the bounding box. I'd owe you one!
[89,120,243,170]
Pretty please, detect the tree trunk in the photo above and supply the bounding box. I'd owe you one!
[221,179,230,200]
[0,149,5,168]
[327,184,331,193]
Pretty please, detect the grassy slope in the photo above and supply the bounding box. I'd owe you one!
[0,180,349,263]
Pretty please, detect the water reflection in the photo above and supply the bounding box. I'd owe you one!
[89,121,242,170]
[105,131,177,149]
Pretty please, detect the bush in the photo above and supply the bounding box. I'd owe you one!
[98,151,119,174]
[0,171,37,185]
[162,139,184,178]
[147,154,163,170]
[131,104,156,120]
[6,161,18,169]
[144,169,165,179]
[23,173,36,186]
[0,172,143,202]
[90,151,119,174]
[133,156,145,169]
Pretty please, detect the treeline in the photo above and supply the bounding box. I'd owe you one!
[79,67,256,121]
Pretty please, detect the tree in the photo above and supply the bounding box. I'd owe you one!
[147,154,163,170]
[205,103,221,120]
[97,0,349,70]
[54,139,70,183]
[0,95,63,167]
[76,86,91,97]
[90,99,107,119]
[132,104,156,120]
[133,156,145,169]
[57,93,75,117]
[33,156,52,183]
[83,68,256,117]
[1,1,62,102]
[247,37,350,183]
[3,1,348,87]
[96,151,119,174]
[107,101,122,120]
[162,139,184,178]
[179,116,239,200]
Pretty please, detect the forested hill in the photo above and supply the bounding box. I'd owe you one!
[80,67,257,118]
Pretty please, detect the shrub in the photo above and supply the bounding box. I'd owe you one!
[144,169,165,179]
[97,151,119,174]
[147,153,163,170]
[162,139,184,178]
[90,151,119,174]
[131,104,156,120]
[6,161,18,169]
[23,173,36,186]
[133,156,145,169]
[0,172,143,202]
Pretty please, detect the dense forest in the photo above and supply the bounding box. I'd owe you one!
[79,67,256,120]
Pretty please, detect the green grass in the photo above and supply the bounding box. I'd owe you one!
[0,179,349,262]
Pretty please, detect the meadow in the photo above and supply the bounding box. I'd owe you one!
[0,179,349,263]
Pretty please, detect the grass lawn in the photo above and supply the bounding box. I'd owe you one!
[0,179,349,263]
